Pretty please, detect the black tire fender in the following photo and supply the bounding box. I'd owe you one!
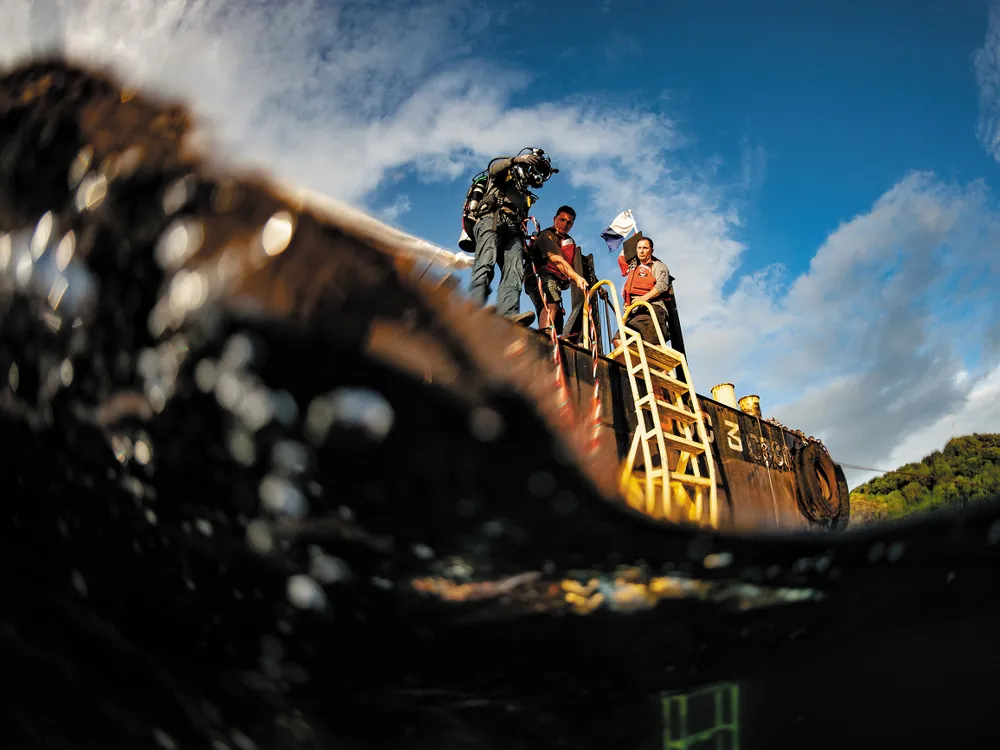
[829,464,851,531]
[794,441,839,522]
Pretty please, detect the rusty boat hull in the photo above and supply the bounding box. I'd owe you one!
[524,331,850,533]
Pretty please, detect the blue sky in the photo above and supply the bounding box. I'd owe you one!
[380,0,994,288]
[9,0,1000,486]
[361,0,999,310]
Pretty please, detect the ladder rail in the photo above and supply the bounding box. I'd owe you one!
[624,323,672,516]
[678,350,719,528]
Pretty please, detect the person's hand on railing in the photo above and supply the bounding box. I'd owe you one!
[570,272,589,292]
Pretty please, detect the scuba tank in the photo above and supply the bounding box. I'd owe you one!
[457,150,552,253]
[458,170,489,253]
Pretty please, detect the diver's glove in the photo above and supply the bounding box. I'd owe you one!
[514,153,543,169]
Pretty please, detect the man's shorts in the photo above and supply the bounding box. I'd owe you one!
[525,270,566,305]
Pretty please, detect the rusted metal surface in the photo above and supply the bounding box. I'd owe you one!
[737,393,762,418]
[527,332,633,460]
[699,397,812,532]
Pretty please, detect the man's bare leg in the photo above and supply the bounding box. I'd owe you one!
[539,302,560,331]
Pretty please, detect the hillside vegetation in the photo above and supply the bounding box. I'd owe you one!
[850,434,1000,525]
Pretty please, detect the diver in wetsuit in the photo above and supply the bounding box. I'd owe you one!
[467,149,558,326]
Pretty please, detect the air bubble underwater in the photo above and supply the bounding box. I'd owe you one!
[259,474,308,517]
[287,574,327,610]
[305,387,395,444]
[0,218,98,323]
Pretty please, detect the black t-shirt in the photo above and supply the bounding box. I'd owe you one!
[531,227,561,261]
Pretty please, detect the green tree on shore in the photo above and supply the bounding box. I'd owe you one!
[850,434,1000,526]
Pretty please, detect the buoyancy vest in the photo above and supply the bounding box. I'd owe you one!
[623,260,661,304]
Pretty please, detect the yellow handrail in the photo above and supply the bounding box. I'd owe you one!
[582,279,622,350]
[620,299,669,349]
[582,280,668,353]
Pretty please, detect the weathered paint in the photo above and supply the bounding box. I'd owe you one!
[699,397,812,532]
[533,333,819,532]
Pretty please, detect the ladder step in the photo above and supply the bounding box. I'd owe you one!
[642,398,698,425]
[648,370,689,395]
[609,337,683,370]
[661,432,706,455]
[630,471,714,488]
[624,342,682,372]
[609,344,631,362]
[634,394,657,409]
[669,473,714,487]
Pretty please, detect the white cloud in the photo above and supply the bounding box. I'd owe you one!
[4,0,674,207]
[572,165,749,332]
[378,194,412,224]
[691,172,1000,482]
[886,366,1000,463]
[838,364,1000,488]
[739,137,767,193]
[4,0,999,489]
[976,2,1000,162]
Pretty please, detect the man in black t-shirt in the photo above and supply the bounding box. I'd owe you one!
[524,205,589,334]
